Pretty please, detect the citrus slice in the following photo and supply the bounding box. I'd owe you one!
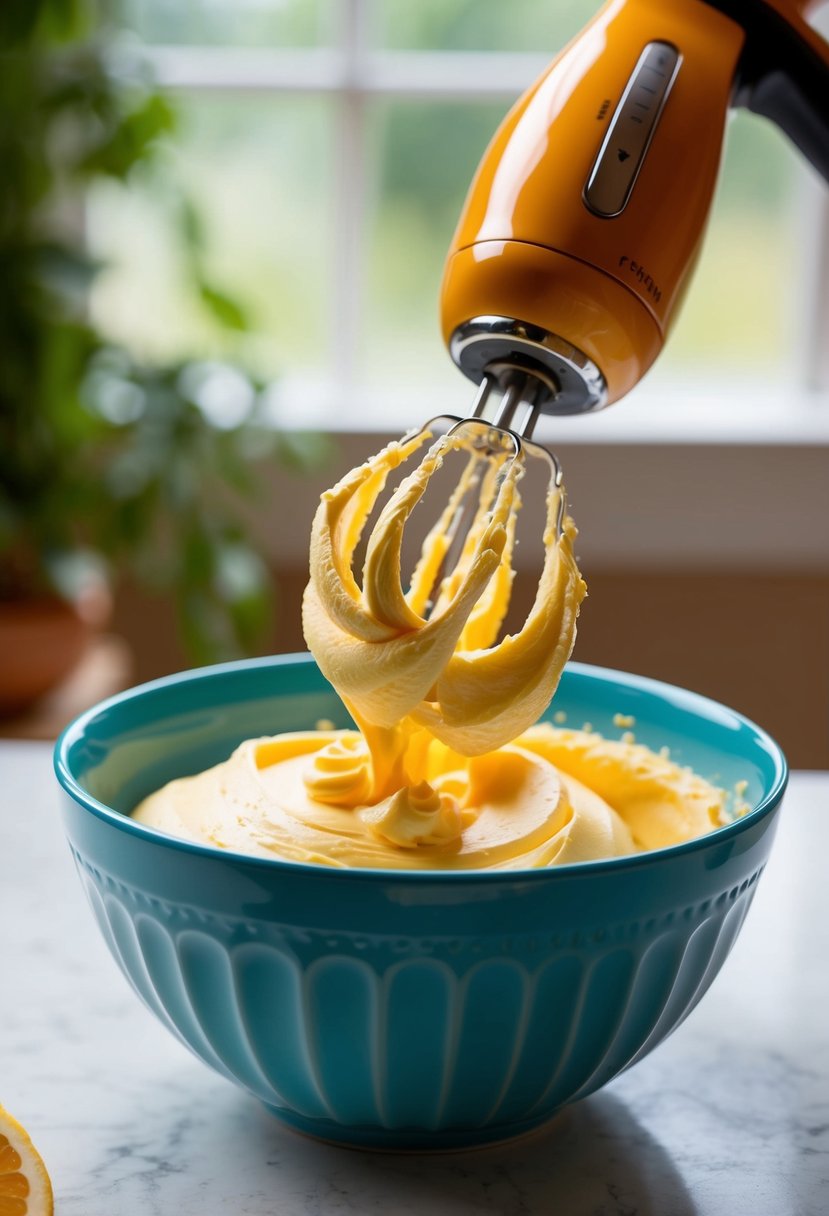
[0,1105,53,1216]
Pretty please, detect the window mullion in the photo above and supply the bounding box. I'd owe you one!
[147,46,548,98]
[802,185,829,393]
[330,0,370,392]
[147,46,345,93]
[804,7,829,394]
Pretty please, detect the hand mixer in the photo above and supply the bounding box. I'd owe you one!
[440,0,829,442]
[309,0,829,744]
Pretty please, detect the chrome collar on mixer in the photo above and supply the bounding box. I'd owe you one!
[449,316,608,418]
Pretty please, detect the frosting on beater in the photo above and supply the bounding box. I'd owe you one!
[302,428,586,762]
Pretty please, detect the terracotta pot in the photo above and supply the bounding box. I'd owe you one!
[0,597,90,716]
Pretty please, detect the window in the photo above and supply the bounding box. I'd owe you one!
[89,0,827,434]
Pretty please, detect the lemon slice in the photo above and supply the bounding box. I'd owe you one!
[0,1105,53,1216]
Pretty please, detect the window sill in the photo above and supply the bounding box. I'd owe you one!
[266,376,829,447]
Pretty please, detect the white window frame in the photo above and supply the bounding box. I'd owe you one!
[145,0,829,447]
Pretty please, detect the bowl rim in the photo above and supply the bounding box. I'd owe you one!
[54,654,788,883]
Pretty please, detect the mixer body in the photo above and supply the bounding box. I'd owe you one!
[440,0,829,414]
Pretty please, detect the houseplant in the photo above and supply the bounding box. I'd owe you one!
[0,0,325,711]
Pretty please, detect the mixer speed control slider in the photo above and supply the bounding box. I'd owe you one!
[584,41,682,219]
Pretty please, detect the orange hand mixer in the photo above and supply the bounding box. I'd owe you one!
[441,0,829,435]
[325,0,829,673]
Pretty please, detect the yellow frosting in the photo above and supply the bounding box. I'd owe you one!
[133,430,728,868]
[301,430,586,759]
[132,725,725,869]
[359,781,464,849]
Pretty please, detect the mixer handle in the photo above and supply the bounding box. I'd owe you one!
[711,0,829,181]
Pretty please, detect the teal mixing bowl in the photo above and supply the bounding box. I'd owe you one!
[55,656,786,1150]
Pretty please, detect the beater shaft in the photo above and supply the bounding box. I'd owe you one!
[469,365,557,441]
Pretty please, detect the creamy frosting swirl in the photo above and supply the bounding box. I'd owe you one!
[303,735,372,808]
[359,780,463,848]
[133,725,726,870]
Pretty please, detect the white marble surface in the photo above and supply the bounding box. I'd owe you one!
[2,741,827,1216]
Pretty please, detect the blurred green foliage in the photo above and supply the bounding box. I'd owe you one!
[0,0,327,662]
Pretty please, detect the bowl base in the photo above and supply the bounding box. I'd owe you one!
[261,1103,564,1153]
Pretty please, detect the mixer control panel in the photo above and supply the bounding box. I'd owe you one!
[584,41,681,219]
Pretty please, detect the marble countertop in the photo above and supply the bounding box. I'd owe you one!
[2,741,827,1215]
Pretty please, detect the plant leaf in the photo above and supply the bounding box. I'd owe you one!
[198,283,249,331]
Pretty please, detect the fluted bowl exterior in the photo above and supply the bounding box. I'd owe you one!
[55,656,786,1149]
